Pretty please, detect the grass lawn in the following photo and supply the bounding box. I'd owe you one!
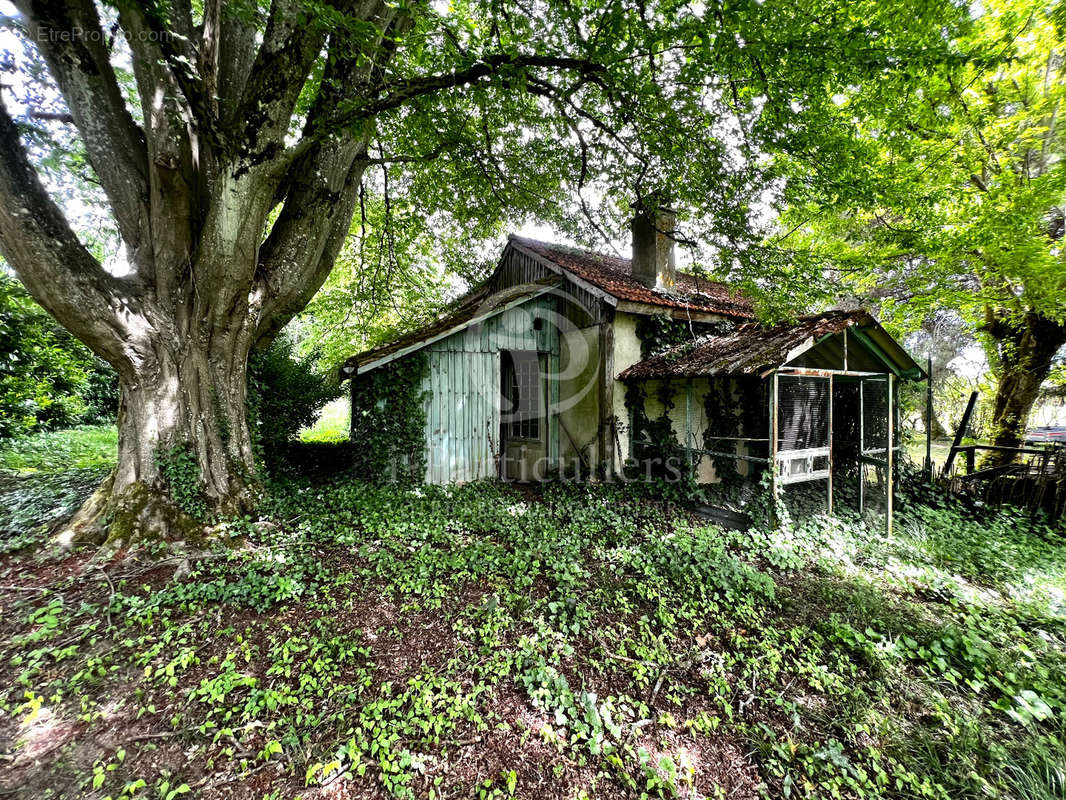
[0,424,118,473]
[300,397,350,444]
[0,430,1064,799]
[903,438,955,474]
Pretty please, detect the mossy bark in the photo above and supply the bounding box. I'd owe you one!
[104,482,207,547]
[64,341,259,545]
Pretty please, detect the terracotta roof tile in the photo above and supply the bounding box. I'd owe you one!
[509,236,755,319]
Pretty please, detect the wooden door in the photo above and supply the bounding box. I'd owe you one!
[500,349,548,481]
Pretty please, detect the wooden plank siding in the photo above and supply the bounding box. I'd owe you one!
[420,293,561,483]
[491,247,609,329]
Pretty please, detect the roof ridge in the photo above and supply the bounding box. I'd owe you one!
[509,234,630,265]
[509,233,752,305]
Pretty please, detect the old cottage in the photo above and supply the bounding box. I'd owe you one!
[341,208,924,524]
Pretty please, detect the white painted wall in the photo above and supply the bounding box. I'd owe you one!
[611,312,644,466]
[558,325,602,470]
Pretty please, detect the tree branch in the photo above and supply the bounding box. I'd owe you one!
[15,0,149,255]
[200,0,222,119]
[233,0,331,162]
[254,2,409,343]
[330,52,608,130]
[0,98,144,371]
[215,3,259,125]
[361,141,459,164]
[27,109,73,123]
[111,1,202,290]
[116,0,219,147]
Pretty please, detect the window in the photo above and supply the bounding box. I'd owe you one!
[503,350,542,440]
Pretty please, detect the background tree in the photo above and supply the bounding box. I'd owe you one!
[292,191,463,372]
[905,312,976,440]
[0,273,116,439]
[0,0,969,539]
[775,0,1065,461]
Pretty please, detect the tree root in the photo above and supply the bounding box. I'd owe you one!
[59,470,116,546]
[55,475,207,550]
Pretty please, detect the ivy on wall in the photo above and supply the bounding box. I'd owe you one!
[703,376,769,485]
[623,380,693,482]
[349,353,430,484]
[626,316,774,499]
[634,314,737,360]
[697,376,778,524]
[622,373,779,523]
[626,318,697,482]
[635,315,693,360]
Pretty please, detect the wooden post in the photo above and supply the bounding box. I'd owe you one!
[770,371,779,523]
[887,373,894,536]
[686,378,694,474]
[942,391,978,477]
[925,356,933,483]
[827,374,834,514]
[858,377,865,513]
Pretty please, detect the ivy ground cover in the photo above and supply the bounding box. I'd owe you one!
[1,459,1064,799]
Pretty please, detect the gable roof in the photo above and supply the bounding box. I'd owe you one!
[342,235,761,376]
[617,310,925,380]
[509,236,755,319]
[341,278,560,375]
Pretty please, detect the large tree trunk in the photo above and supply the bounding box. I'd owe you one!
[0,0,611,545]
[981,311,1066,468]
[114,342,256,508]
[66,312,260,544]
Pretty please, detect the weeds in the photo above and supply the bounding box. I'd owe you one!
[0,460,1064,798]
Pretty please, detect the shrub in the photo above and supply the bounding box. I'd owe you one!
[79,356,120,424]
[248,337,344,462]
[0,276,120,440]
[0,275,93,439]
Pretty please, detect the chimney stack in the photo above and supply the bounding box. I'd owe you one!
[631,202,677,293]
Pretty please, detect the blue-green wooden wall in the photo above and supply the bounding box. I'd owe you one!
[421,295,560,483]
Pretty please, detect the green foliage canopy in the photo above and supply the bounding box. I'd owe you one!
[772,0,1065,331]
[285,0,979,330]
[293,193,457,371]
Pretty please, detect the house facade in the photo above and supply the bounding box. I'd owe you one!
[341,209,924,524]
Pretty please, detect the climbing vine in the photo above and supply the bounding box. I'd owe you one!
[634,315,692,359]
[623,380,692,482]
[155,444,210,522]
[349,353,429,484]
[626,315,759,495]
[702,376,769,486]
[634,314,737,359]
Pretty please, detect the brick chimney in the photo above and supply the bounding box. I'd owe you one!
[631,203,677,292]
